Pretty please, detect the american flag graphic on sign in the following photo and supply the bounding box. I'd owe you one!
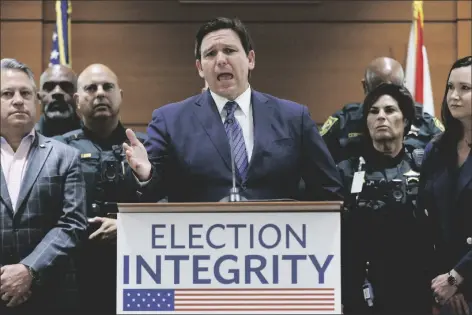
[123,288,335,312]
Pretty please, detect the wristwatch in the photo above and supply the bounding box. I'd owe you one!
[26,265,41,286]
[447,272,458,287]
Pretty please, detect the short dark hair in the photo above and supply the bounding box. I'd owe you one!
[362,83,416,141]
[194,17,253,60]
[435,56,472,153]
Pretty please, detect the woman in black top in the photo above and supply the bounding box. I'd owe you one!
[420,56,472,315]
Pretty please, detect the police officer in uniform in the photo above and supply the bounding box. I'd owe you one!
[56,64,147,314]
[339,83,432,314]
[321,57,444,163]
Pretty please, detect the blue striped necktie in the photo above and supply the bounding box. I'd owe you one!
[223,101,249,180]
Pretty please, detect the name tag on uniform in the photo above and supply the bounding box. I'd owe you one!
[81,153,92,158]
[351,171,365,193]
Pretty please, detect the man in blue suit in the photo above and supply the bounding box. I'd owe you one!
[123,17,343,202]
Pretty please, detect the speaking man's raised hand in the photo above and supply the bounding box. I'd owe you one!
[123,128,152,181]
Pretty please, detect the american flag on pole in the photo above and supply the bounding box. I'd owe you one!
[49,0,72,67]
[405,0,435,116]
[123,288,335,312]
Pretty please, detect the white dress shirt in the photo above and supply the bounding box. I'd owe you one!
[210,86,254,161]
[1,129,35,211]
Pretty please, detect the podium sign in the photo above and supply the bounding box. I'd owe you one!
[117,202,342,314]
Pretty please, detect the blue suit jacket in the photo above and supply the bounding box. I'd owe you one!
[135,89,343,202]
[419,141,472,299]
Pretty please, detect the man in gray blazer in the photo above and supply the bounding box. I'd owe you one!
[0,58,88,314]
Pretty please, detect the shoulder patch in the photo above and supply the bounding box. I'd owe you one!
[319,116,338,136]
[433,117,445,132]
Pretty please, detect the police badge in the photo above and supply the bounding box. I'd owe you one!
[319,116,338,136]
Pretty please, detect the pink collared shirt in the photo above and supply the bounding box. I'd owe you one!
[1,129,35,212]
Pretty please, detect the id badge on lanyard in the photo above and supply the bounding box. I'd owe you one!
[351,157,366,194]
[362,278,374,307]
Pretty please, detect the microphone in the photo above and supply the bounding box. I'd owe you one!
[220,116,247,202]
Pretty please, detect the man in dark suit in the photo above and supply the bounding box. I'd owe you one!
[123,17,343,202]
[0,58,87,314]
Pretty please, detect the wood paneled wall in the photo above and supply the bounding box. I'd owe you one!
[1,0,470,131]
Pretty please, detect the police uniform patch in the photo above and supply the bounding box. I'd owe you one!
[319,116,338,136]
[433,117,445,132]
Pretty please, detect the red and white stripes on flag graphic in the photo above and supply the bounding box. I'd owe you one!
[405,0,435,116]
[173,288,336,312]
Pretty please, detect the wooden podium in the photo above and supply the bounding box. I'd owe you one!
[116,201,343,315]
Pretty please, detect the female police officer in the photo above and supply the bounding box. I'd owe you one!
[339,83,432,314]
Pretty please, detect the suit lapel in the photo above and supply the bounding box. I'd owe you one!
[15,134,52,214]
[455,154,472,202]
[247,90,271,180]
[0,169,14,217]
[193,90,232,171]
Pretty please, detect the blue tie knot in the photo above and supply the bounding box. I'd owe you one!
[224,101,238,118]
